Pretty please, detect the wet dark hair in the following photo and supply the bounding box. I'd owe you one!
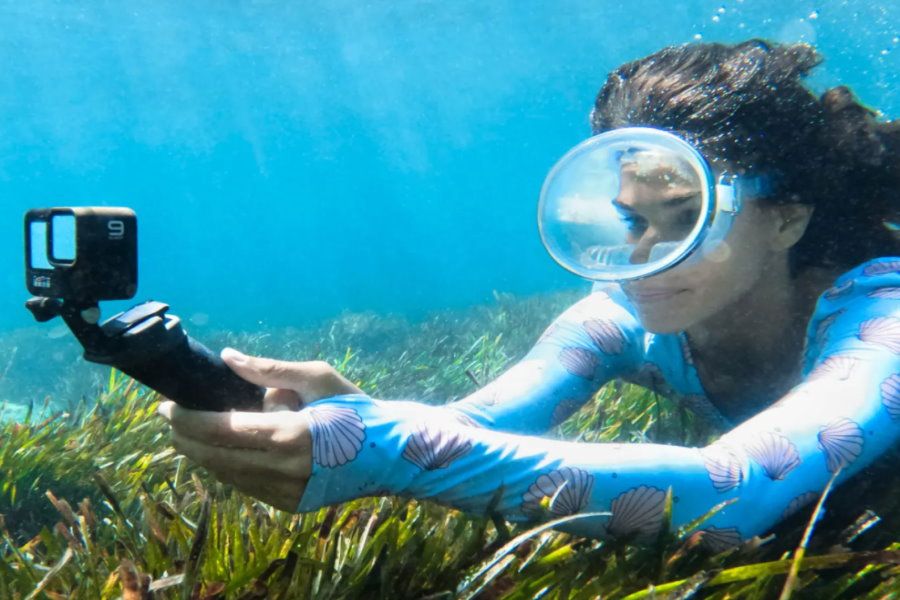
[590,40,899,275]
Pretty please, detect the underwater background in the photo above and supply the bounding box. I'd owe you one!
[0,0,898,416]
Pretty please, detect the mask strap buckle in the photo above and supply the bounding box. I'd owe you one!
[715,172,742,214]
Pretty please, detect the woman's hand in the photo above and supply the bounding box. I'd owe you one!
[220,347,363,412]
[157,348,363,511]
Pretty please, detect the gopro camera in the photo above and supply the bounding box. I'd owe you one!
[24,207,264,411]
[27,207,138,301]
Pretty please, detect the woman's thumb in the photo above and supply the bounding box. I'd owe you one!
[221,347,307,390]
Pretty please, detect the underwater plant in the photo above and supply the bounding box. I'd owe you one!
[2,292,900,598]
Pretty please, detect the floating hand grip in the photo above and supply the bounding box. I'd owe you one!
[27,298,265,411]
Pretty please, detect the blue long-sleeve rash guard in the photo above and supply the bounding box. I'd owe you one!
[296,257,900,551]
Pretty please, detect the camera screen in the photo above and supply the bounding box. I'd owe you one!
[29,221,52,270]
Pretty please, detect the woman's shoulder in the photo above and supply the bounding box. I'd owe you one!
[556,281,641,324]
[802,256,900,373]
[815,257,900,306]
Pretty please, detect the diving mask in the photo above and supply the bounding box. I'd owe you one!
[538,127,771,282]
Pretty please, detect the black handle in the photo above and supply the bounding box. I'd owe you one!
[49,299,266,412]
[114,333,265,411]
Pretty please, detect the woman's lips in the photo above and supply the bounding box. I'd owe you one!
[627,288,688,303]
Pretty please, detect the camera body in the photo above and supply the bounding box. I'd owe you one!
[26,207,138,303]
[24,207,264,412]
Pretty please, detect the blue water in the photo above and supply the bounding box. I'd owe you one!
[0,1,897,409]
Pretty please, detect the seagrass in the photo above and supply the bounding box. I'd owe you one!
[2,290,898,598]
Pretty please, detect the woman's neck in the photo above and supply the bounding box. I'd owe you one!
[685,260,837,417]
[688,260,798,365]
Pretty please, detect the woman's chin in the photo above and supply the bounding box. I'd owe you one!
[633,307,691,334]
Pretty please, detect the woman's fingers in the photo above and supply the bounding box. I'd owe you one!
[220,347,314,390]
[263,388,303,412]
[158,401,309,450]
[157,394,319,512]
[226,474,305,512]
[240,483,302,512]
[170,431,311,479]
[169,433,308,511]
[221,348,363,403]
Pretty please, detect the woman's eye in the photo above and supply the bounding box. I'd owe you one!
[619,214,648,233]
[677,210,700,227]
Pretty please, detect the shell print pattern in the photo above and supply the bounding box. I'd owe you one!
[859,317,900,353]
[701,444,744,492]
[817,418,864,473]
[863,261,900,277]
[881,373,900,420]
[402,423,472,470]
[824,280,854,301]
[558,347,601,380]
[698,526,743,554]
[605,485,667,540]
[808,354,859,381]
[869,287,900,300]
[743,432,801,480]
[521,467,594,517]
[782,492,820,521]
[583,319,626,355]
[306,405,366,468]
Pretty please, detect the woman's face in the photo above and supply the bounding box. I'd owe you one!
[616,163,785,334]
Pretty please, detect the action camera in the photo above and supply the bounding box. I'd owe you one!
[24,207,264,411]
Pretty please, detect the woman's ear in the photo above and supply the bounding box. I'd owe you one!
[770,203,814,250]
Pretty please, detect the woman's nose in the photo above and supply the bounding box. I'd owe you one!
[629,228,661,264]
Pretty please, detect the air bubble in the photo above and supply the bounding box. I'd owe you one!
[718,6,726,14]
[776,17,817,44]
[693,33,703,41]
[712,15,720,23]
[881,49,890,56]
[809,10,819,19]
[738,22,746,29]
[893,36,899,44]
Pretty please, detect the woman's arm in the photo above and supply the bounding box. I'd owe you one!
[296,259,899,547]
[447,287,644,434]
[164,259,898,547]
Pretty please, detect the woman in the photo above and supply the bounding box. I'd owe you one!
[159,40,899,551]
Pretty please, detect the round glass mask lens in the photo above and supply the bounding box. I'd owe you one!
[538,128,715,281]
